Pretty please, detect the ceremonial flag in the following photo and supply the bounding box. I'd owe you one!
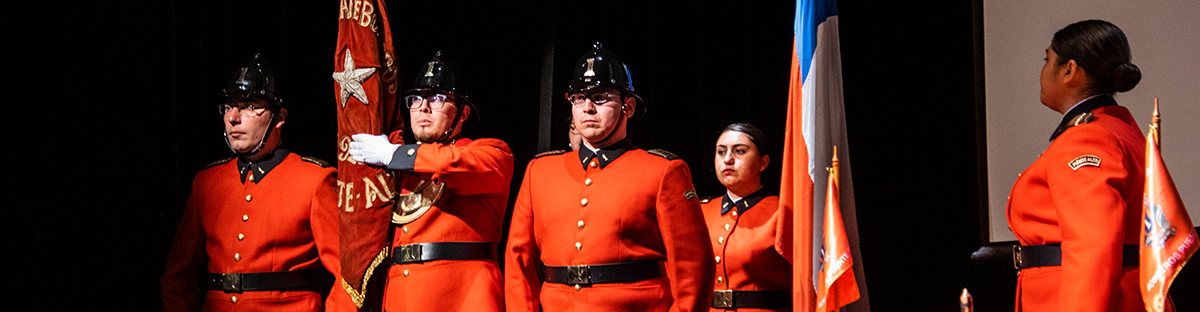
[332,0,403,309]
[816,148,859,311]
[782,0,867,310]
[1139,101,1197,312]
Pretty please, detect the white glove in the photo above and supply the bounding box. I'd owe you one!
[348,133,400,167]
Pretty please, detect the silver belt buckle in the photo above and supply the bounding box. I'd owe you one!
[399,244,423,263]
[565,265,591,286]
[220,273,242,292]
[1012,245,1022,269]
[712,290,734,308]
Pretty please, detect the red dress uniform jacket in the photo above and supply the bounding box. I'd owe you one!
[506,140,715,312]
[383,137,514,312]
[701,190,790,312]
[1006,98,1150,312]
[162,150,340,312]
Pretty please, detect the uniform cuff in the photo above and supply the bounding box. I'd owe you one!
[387,144,420,171]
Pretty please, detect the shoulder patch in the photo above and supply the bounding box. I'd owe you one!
[203,157,235,169]
[683,190,699,201]
[301,156,334,168]
[646,149,679,160]
[1068,155,1101,171]
[534,149,569,159]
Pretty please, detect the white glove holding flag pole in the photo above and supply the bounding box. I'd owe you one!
[349,133,400,167]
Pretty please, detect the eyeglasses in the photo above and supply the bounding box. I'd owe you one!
[219,103,270,117]
[405,94,452,110]
[567,92,620,106]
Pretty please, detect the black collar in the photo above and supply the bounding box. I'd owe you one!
[721,187,772,215]
[237,149,288,183]
[577,138,636,169]
[1049,95,1116,142]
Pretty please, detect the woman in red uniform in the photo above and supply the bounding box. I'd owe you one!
[702,123,790,311]
[1005,20,1169,311]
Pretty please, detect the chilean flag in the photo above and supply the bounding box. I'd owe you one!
[780,0,867,310]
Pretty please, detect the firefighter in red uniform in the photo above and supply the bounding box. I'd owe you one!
[505,43,715,312]
[701,123,790,312]
[161,53,341,312]
[347,51,514,312]
[1005,20,1172,312]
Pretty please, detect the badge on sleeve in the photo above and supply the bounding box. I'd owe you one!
[1068,155,1101,171]
[683,190,698,200]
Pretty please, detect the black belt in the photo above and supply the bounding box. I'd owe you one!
[392,242,497,264]
[712,290,790,309]
[1014,244,1138,269]
[206,268,320,292]
[543,259,665,286]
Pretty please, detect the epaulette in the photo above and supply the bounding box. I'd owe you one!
[534,149,569,159]
[646,149,679,160]
[699,196,716,204]
[203,157,235,169]
[301,156,334,168]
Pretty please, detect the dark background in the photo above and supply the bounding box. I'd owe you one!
[10,0,1196,311]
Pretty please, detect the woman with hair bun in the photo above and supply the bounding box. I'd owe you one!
[1006,20,1171,311]
[702,123,791,311]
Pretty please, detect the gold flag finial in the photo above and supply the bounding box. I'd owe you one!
[1151,98,1161,147]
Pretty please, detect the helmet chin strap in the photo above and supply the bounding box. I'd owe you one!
[224,111,276,158]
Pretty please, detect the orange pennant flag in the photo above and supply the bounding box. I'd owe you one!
[816,147,859,311]
[1139,100,1197,312]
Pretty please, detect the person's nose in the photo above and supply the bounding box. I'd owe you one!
[722,153,736,165]
[227,110,242,125]
[414,99,432,113]
[582,100,598,114]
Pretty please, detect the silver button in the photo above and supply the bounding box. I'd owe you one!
[584,178,593,186]
[245,195,252,202]
[715,256,722,264]
[403,269,410,277]
[724,224,731,231]
[574,284,582,291]
[237,233,244,241]
[407,148,416,156]
[231,296,238,303]
[242,215,249,222]
[577,220,585,229]
[234,253,241,262]
[580,198,589,207]
[402,226,409,234]
[575,242,582,250]
[718,237,725,244]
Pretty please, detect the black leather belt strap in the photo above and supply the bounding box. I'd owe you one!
[711,290,790,309]
[206,268,320,292]
[543,259,665,286]
[392,242,497,264]
[1015,244,1138,269]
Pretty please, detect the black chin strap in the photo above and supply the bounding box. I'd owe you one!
[224,111,276,157]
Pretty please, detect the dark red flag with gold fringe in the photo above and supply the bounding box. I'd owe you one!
[332,0,402,310]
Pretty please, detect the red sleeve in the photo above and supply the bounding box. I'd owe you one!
[504,161,542,312]
[1046,127,1131,312]
[412,139,514,196]
[307,166,349,312]
[161,178,208,312]
[656,160,715,312]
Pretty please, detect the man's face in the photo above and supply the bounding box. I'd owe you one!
[223,98,276,153]
[569,87,630,144]
[408,93,461,143]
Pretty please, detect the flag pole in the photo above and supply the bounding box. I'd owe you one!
[1151,98,1160,147]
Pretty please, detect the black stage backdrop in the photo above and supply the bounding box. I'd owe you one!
[10,0,1196,311]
